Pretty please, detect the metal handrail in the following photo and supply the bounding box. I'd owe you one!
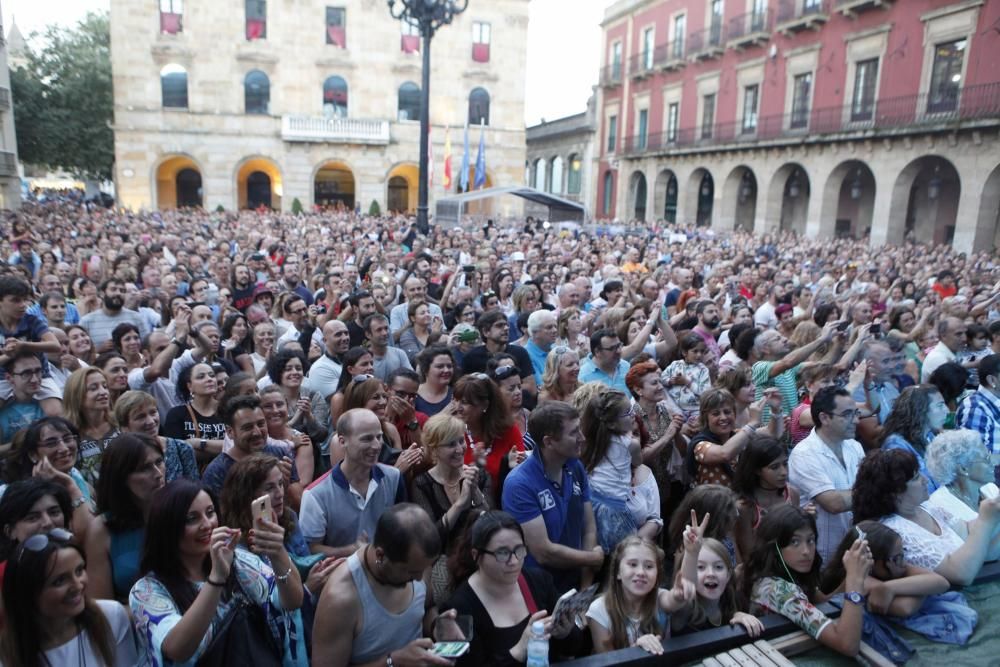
[728,8,773,40]
[620,81,1000,156]
[777,0,830,23]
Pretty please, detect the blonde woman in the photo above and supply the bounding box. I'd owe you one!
[557,307,590,356]
[63,367,119,485]
[538,345,581,404]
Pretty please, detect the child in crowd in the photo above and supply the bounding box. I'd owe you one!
[744,505,873,658]
[958,323,991,389]
[732,435,805,561]
[662,333,712,418]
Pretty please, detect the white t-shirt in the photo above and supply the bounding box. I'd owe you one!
[29,599,138,667]
[589,433,634,502]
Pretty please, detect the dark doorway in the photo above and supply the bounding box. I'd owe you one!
[387,176,409,213]
[176,168,203,208]
[247,171,272,209]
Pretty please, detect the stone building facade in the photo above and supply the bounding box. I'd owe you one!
[0,5,20,210]
[525,93,598,218]
[110,0,529,214]
[595,0,1000,252]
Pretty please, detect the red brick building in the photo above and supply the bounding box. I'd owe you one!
[595,0,1000,252]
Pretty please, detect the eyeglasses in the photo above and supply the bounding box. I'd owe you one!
[38,434,78,449]
[600,342,623,353]
[17,528,74,563]
[219,292,231,299]
[551,345,571,356]
[481,544,528,564]
[391,388,418,401]
[825,409,861,420]
[469,372,490,381]
[352,374,375,383]
[289,307,308,315]
[10,368,43,379]
[491,366,519,381]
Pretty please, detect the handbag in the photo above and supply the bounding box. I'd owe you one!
[196,572,283,667]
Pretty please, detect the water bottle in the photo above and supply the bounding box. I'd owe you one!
[525,620,548,667]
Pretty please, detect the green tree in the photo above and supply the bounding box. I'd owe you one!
[11,12,113,181]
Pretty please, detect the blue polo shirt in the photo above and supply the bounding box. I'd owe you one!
[502,449,590,594]
[525,340,550,385]
[579,356,630,394]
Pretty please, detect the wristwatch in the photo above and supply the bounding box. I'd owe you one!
[406,419,419,431]
[199,438,208,452]
[844,591,867,606]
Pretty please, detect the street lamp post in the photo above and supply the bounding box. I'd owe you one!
[388,0,469,235]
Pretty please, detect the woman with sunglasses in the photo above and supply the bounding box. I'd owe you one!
[0,478,75,585]
[442,511,573,665]
[0,529,139,666]
[130,480,304,665]
[85,434,166,602]
[488,355,532,449]
[538,345,581,405]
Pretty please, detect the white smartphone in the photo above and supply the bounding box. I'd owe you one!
[251,494,272,524]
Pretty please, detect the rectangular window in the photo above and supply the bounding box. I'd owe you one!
[643,28,655,69]
[401,20,420,53]
[160,0,183,34]
[927,39,966,113]
[751,0,766,30]
[702,94,716,139]
[673,15,686,58]
[246,0,266,40]
[326,7,346,47]
[851,58,878,121]
[638,109,648,149]
[742,84,759,133]
[710,0,723,45]
[472,21,491,63]
[607,115,618,153]
[667,102,679,142]
[611,42,622,80]
[790,72,812,129]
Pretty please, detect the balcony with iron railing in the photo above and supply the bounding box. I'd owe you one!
[835,0,893,17]
[619,81,1000,157]
[776,0,830,34]
[728,9,773,50]
[281,115,390,144]
[657,40,687,70]
[599,62,624,88]
[688,21,725,60]
[628,51,656,79]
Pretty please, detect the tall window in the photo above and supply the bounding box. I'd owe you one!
[602,171,614,216]
[673,15,686,58]
[643,28,654,69]
[611,42,622,80]
[161,64,188,109]
[326,7,346,47]
[469,87,490,125]
[160,0,183,35]
[397,82,421,121]
[567,154,582,195]
[742,84,759,133]
[666,103,679,142]
[401,20,420,53]
[851,58,878,121]
[928,39,966,113]
[709,0,723,45]
[246,0,266,40]
[472,22,490,63]
[322,75,348,118]
[607,115,618,152]
[751,0,766,29]
[244,70,270,114]
[701,93,716,139]
[637,109,648,150]
[790,72,812,129]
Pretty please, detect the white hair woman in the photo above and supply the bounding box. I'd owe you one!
[926,429,997,532]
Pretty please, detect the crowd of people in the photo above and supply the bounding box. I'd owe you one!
[0,197,998,665]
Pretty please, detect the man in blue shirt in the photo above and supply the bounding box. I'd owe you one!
[0,276,62,416]
[502,401,602,594]
[579,328,630,394]
[957,354,1000,475]
[0,350,45,444]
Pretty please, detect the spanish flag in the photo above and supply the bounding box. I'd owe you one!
[443,126,453,190]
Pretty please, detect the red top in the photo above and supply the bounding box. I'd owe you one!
[464,423,524,492]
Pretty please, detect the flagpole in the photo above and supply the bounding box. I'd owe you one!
[416,31,432,235]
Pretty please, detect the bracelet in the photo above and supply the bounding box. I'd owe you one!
[206,578,226,587]
[71,496,88,510]
[275,563,294,583]
[742,425,756,437]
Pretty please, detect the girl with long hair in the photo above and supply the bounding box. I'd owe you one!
[63,367,119,485]
[267,349,330,447]
[556,307,589,356]
[743,505,872,657]
[129,480,304,665]
[0,530,139,667]
[880,385,950,492]
[85,433,165,602]
[587,533,696,655]
[65,324,96,366]
[732,435,804,560]
[0,478,74,577]
[452,373,522,495]
[580,389,642,551]
[671,537,763,637]
[328,346,376,422]
[115,390,199,483]
[666,484,741,571]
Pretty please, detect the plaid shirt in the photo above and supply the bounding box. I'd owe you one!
[956,388,1000,456]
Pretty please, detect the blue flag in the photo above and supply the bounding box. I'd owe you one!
[474,122,486,189]
[459,122,470,192]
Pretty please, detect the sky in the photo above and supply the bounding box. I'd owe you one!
[3,0,611,126]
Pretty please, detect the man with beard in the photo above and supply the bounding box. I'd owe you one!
[692,300,722,368]
[281,258,314,306]
[388,276,443,337]
[229,263,256,312]
[80,278,150,349]
[346,290,377,348]
[364,313,411,383]
[461,309,537,396]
